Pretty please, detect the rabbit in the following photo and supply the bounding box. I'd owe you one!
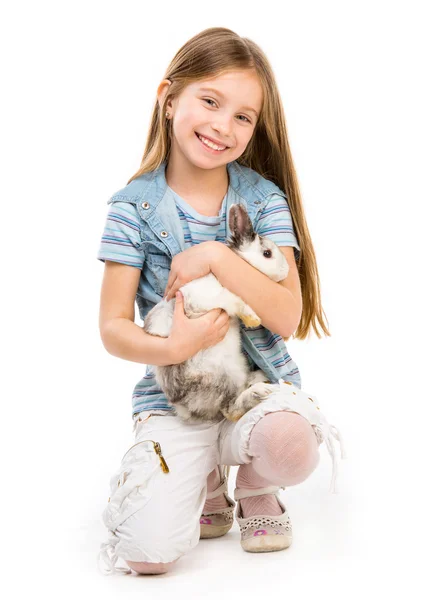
[143,203,290,425]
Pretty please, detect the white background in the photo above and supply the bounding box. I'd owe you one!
[2,0,424,597]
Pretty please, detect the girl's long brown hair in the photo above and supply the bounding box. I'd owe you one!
[127,27,331,341]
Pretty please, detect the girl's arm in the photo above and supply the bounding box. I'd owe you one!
[163,241,300,338]
[210,243,301,338]
[99,261,178,366]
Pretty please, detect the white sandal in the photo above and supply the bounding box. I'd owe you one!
[234,486,293,552]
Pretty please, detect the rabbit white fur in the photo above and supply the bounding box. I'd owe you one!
[143,203,289,424]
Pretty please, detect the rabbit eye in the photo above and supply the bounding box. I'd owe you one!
[263,249,272,258]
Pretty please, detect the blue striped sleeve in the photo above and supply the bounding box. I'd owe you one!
[256,193,301,254]
[97,201,145,269]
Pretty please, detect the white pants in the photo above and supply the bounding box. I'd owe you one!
[98,380,345,574]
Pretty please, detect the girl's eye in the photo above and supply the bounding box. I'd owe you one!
[202,99,251,124]
[203,98,218,107]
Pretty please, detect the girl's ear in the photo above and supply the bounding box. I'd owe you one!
[157,79,173,114]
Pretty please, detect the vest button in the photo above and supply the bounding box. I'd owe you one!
[142,202,150,209]
[160,231,168,238]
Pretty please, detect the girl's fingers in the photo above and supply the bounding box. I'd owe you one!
[218,324,229,337]
[168,280,181,300]
[216,309,229,324]
[164,273,177,297]
[164,277,176,299]
[215,317,230,336]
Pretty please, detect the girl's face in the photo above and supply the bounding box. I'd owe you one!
[160,69,263,170]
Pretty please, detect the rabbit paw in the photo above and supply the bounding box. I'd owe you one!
[239,305,261,328]
[222,382,277,422]
[221,409,244,423]
[250,381,277,400]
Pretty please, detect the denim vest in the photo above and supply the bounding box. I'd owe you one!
[107,160,301,388]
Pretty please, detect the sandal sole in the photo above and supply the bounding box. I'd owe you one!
[241,535,292,552]
[200,523,233,539]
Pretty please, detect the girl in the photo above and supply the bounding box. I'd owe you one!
[97,27,342,576]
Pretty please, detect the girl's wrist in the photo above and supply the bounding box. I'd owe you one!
[165,336,185,365]
[208,241,227,271]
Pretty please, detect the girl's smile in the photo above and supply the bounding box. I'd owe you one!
[195,131,230,154]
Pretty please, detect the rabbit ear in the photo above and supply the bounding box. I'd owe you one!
[228,204,255,249]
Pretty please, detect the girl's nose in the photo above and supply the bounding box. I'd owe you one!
[211,117,233,138]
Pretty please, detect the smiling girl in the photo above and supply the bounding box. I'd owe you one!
[97,27,334,576]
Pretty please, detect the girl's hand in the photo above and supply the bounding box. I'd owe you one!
[167,291,231,363]
[164,241,222,301]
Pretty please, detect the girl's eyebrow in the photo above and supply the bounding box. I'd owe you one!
[198,87,259,117]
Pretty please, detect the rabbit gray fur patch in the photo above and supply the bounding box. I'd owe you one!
[143,203,290,424]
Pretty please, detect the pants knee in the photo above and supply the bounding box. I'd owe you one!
[126,557,180,575]
[249,410,320,485]
[113,509,200,568]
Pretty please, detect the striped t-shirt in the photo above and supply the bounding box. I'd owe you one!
[97,185,301,416]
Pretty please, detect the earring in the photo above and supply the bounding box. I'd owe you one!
[165,111,170,118]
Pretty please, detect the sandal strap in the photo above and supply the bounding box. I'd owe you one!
[234,485,285,501]
[205,465,231,500]
[206,479,228,500]
[202,500,235,517]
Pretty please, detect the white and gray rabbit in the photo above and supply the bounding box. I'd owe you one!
[143,203,290,425]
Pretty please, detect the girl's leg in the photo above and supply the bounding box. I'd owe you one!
[236,411,320,517]
[126,557,180,575]
[202,465,231,512]
[216,404,321,518]
[99,415,220,575]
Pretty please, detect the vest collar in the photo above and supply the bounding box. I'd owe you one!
[134,160,269,257]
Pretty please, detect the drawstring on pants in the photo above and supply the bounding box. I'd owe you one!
[98,530,132,575]
[277,378,347,494]
[325,423,347,494]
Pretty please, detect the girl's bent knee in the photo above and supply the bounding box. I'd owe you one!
[126,557,180,575]
[249,410,320,485]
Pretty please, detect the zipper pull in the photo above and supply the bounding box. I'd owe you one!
[153,441,170,473]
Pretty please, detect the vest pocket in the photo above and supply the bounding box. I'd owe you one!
[144,253,171,296]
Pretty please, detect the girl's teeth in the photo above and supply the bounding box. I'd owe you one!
[198,134,226,151]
